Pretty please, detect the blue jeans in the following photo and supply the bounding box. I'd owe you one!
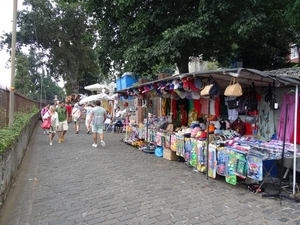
[114,120,123,132]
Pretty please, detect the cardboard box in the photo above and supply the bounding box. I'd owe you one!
[163,148,178,161]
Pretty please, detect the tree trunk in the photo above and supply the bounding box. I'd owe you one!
[176,56,189,74]
[67,74,79,94]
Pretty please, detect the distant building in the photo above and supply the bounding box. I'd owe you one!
[290,43,299,63]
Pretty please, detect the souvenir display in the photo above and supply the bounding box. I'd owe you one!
[116,70,300,197]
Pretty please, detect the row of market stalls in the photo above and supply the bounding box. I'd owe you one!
[115,67,300,200]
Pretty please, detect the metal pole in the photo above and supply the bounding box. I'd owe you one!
[293,85,298,195]
[9,0,18,127]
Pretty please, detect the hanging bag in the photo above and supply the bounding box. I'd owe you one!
[41,117,51,129]
[200,75,220,96]
[224,77,243,97]
[246,82,258,112]
[227,97,240,109]
[264,83,279,110]
[245,115,257,124]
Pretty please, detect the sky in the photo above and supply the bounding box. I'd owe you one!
[0,1,24,88]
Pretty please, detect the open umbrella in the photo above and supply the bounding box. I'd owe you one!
[79,92,113,104]
[84,83,109,92]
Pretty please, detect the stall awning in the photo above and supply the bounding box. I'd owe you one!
[115,67,300,95]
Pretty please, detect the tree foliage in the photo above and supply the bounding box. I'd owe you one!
[15,49,64,101]
[0,0,100,94]
[69,0,299,74]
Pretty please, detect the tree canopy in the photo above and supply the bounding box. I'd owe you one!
[1,0,299,96]
[72,0,299,74]
[1,0,100,94]
[15,49,64,101]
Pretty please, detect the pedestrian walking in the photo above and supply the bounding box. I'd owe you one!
[77,104,83,131]
[83,103,93,134]
[72,103,82,134]
[56,101,69,143]
[42,105,59,146]
[65,103,72,123]
[88,100,106,147]
[41,104,50,135]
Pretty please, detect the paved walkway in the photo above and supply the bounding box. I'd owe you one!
[0,122,300,225]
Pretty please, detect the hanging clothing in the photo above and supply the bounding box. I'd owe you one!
[291,94,300,144]
[277,94,297,142]
[231,118,246,136]
[224,97,238,121]
[193,99,201,118]
[258,100,275,141]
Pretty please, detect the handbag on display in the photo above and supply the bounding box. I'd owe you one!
[245,115,257,124]
[264,83,279,110]
[41,117,51,129]
[237,96,247,115]
[246,82,258,112]
[224,77,243,97]
[227,97,240,109]
[200,75,220,96]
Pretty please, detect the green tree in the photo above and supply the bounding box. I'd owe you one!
[0,0,100,94]
[81,0,202,76]
[69,0,298,74]
[198,0,296,69]
[15,49,64,101]
[285,0,300,66]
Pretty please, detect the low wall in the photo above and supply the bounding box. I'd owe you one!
[0,113,38,206]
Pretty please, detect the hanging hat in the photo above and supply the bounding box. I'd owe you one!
[172,80,179,89]
[149,84,155,90]
[133,88,139,95]
[182,78,191,91]
[142,85,150,93]
[191,91,200,100]
[176,90,186,99]
[189,80,199,91]
[191,127,201,137]
[194,78,203,89]
[169,83,174,90]
[197,131,207,140]
[185,91,192,99]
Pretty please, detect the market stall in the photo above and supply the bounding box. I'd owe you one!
[115,67,300,200]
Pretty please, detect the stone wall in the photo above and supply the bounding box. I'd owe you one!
[0,113,39,207]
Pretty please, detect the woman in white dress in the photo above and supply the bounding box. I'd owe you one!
[42,105,59,145]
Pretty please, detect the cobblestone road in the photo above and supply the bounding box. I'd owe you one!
[0,122,300,225]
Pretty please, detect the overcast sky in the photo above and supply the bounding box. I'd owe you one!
[0,1,23,88]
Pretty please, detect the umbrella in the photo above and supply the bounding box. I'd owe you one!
[79,93,113,104]
[84,83,109,92]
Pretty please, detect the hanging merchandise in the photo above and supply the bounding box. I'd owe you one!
[247,155,263,181]
[177,104,188,127]
[233,150,247,179]
[200,75,220,96]
[237,95,247,115]
[245,82,258,112]
[197,141,206,172]
[225,150,237,185]
[245,115,257,124]
[231,118,246,136]
[208,144,217,179]
[161,98,167,116]
[227,97,240,109]
[217,147,227,176]
[264,84,279,110]
[224,77,243,97]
